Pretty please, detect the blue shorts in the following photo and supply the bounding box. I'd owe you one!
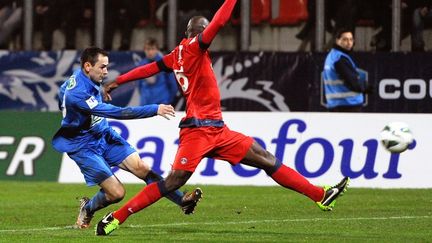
[68,128,135,186]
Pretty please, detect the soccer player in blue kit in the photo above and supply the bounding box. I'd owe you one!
[52,47,202,229]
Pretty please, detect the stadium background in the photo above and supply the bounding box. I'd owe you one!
[1,1,431,241]
[1,0,432,188]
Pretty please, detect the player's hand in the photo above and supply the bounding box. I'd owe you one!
[157,104,175,120]
[101,81,119,101]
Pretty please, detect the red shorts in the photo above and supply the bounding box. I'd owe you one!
[172,125,254,172]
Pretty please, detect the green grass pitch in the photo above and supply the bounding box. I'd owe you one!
[0,181,431,242]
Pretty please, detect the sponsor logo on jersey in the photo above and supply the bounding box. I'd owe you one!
[90,115,103,127]
[85,96,98,109]
[66,76,76,90]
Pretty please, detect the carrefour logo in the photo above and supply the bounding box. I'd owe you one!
[379,79,432,100]
[108,118,416,180]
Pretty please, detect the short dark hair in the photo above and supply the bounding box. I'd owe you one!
[145,38,159,49]
[334,28,354,40]
[80,47,108,68]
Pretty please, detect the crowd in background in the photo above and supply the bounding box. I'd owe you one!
[0,0,431,52]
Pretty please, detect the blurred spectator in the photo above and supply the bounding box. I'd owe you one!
[411,1,432,51]
[104,0,139,50]
[295,0,335,46]
[296,0,359,50]
[0,0,22,49]
[135,0,173,28]
[33,0,59,50]
[369,0,393,51]
[61,0,94,49]
[370,0,411,51]
[135,0,153,28]
[136,38,177,106]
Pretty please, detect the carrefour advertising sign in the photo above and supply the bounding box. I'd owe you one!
[58,112,432,188]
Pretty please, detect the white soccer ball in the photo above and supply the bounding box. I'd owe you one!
[380,122,414,153]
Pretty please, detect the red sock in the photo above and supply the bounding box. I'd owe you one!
[271,164,324,202]
[113,182,162,224]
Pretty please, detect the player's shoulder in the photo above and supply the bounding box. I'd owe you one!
[179,37,200,49]
[65,74,91,100]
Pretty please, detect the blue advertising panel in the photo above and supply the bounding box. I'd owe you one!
[1,51,431,112]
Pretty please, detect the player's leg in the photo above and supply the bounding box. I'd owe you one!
[241,141,349,211]
[118,152,186,207]
[213,126,348,211]
[241,141,325,201]
[114,169,193,222]
[96,170,195,236]
[96,128,207,235]
[106,129,198,212]
[68,149,125,229]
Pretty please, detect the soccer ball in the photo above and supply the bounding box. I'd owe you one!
[380,122,414,153]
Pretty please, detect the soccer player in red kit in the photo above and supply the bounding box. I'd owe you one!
[96,0,350,236]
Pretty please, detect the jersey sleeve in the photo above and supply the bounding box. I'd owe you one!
[160,52,174,70]
[116,61,162,85]
[71,92,158,119]
[200,0,237,47]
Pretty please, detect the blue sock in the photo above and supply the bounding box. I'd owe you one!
[144,171,184,205]
[84,189,110,214]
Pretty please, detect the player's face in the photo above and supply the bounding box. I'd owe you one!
[85,54,109,83]
[144,44,158,59]
[336,32,354,51]
[186,17,209,38]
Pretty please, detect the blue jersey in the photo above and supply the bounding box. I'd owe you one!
[137,53,177,105]
[52,69,158,153]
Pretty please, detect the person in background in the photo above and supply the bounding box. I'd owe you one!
[104,0,138,50]
[323,28,372,112]
[411,1,432,51]
[96,0,350,236]
[61,1,95,49]
[33,0,60,50]
[52,47,201,229]
[137,38,177,106]
[0,0,22,49]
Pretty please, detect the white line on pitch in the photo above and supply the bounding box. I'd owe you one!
[0,215,430,233]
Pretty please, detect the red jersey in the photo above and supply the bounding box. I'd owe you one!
[162,37,222,123]
[115,0,237,127]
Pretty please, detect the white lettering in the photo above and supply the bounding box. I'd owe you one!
[0,136,15,160]
[379,79,432,100]
[6,137,44,176]
[403,79,426,99]
[379,79,400,99]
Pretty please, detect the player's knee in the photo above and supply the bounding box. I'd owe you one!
[254,148,276,168]
[107,187,125,203]
[137,160,151,175]
[262,150,275,162]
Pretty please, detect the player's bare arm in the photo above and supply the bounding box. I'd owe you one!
[101,80,119,101]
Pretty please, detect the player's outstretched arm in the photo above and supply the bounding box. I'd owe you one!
[74,94,159,119]
[101,61,162,101]
[201,0,237,45]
